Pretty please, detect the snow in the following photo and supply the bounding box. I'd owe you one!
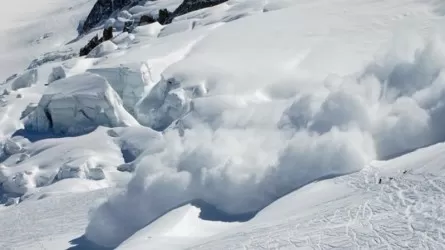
[47,65,67,84]
[0,127,128,196]
[86,40,119,58]
[10,69,38,91]
[118,204,240,249]
[23,72,139,135]
[87,62,152,115]
[0,0,96,81]
[182,142,445,249]
[1,0,445,249]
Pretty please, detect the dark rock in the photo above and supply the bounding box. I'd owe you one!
[139,15,156,26]
[81,0,228,34]
[103,26,113,41]
[123,21,134,32]
[81,0,137,34]
[157,9,171,25]
[170,0,228,23]
[79,35,101,56]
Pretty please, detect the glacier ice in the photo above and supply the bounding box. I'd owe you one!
[10,69,38,91]
[87,63,152,115]
[23,73,138,136]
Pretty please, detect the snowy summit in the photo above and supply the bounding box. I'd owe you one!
[1,0,445,249]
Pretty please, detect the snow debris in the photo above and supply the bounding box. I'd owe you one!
[47,66,67,83]
[136,77,192,131]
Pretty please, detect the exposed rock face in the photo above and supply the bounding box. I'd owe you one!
[139,15,156,26]
[170,0,228,22]
[103,26,114,41]
[80,35,101,56]
[23,73,139,136]
[81,0,228,33]
[81,0,137,34]
[157,9,171,25]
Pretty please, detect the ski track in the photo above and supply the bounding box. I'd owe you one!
[187,165,445,250]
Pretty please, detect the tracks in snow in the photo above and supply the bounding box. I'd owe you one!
[187,165,445,249]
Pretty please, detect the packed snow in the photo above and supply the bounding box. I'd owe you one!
[1,0,445,249]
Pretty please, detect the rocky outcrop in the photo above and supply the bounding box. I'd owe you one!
[157,9,171,25]
[139,15,156,26]
[103,26,113,41]
[79,35,101,56]
[170,0,228,23]
[81,0,137,34]
[81,0,228,33]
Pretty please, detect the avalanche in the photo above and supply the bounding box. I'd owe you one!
[1,0,445,249]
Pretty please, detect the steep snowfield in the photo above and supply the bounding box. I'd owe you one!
[0,0,96,81]
[1,0,445,249]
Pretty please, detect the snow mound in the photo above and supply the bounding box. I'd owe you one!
[159,19,195,37]
[135,77,194,131]
[132,22,163,38]
[110,126,165,171]
[23,73,138,135]
[87,63,152,115]
[47,66,67,83]
[0,127,124,197]
[10,69,38,91]
[111,32,136,49]
[87,41,118,58]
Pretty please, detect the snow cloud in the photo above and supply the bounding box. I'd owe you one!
[86,31,445,247]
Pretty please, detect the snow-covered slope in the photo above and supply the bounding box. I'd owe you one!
[1,0,445,249]
[121,142,445,249]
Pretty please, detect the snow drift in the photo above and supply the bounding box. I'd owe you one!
[23,73,138,136]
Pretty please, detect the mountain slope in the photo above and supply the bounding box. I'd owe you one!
[1,0,445,249]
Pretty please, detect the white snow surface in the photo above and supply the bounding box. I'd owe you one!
[1,0,445,249]
[23,73,139,135]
